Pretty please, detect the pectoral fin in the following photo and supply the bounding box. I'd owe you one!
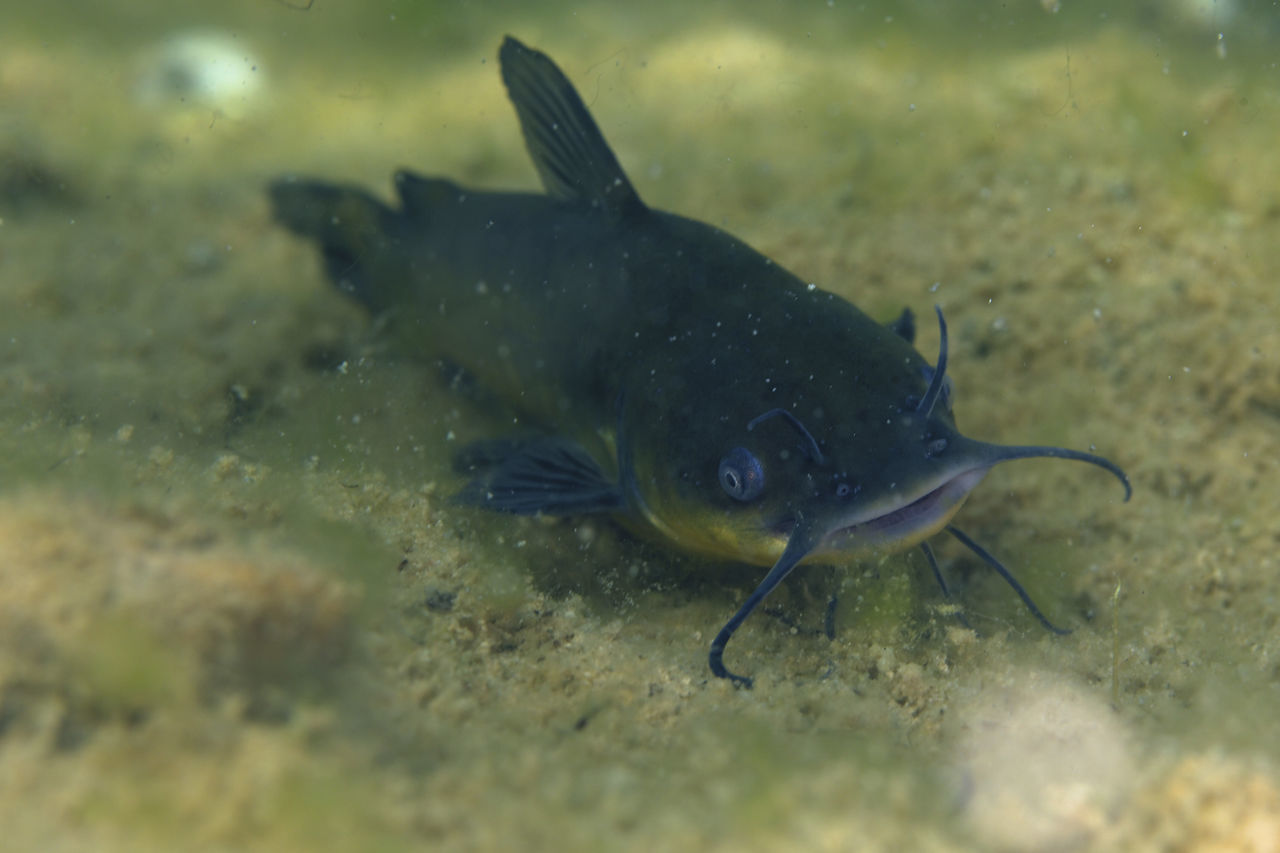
[454,436,624,515]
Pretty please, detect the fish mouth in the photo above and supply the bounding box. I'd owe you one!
[817,467,990,555]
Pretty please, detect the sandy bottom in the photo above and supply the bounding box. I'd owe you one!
[2,3,1278,851]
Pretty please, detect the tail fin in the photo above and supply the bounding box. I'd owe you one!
[268,177,397,310]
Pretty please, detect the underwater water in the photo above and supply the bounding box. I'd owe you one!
[2,1,1279,850]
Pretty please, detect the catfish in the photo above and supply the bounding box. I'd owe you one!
[270,36,1129,687]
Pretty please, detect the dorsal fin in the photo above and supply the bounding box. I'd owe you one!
[499,36,645,220]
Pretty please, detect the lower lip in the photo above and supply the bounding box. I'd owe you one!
[836,468,989,547]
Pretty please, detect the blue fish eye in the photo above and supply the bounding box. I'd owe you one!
[719,447,764,502]
[834,481,853,499]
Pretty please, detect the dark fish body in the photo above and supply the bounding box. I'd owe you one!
[274,175,921,511]
[272,37,1129,686]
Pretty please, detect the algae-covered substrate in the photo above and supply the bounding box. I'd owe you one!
[2,2,1278,850]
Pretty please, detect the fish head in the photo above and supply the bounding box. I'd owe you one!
[618,298,1129,688]
[619,304,1128,570]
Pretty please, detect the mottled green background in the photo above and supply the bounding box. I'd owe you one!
[2,1,1278,850]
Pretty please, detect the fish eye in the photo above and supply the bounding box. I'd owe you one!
[834,481,853,499]
[719,447,765,502]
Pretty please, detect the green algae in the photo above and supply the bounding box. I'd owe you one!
[69,615,199,718]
